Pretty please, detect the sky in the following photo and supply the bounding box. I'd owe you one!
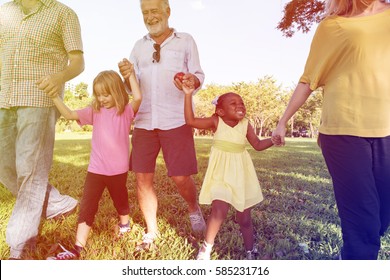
[0,0,318,90]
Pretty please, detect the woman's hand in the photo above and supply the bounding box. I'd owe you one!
[272,125,286,146]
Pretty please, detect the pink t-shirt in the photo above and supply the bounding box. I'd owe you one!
[77,104,134,176]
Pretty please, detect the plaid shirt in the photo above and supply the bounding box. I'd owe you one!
[0,0,83,108]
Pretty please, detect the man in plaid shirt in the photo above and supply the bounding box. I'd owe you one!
[0,0,84,259]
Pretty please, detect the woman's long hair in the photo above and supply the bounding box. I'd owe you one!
[325,0,376,16]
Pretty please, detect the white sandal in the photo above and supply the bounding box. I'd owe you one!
[196,241,213,260]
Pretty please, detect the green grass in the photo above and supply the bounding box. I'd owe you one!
[0,133,389,260]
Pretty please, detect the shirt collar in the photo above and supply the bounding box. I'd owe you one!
[40,0,52,7]
[13,0,52,7]
[143,28,181,42]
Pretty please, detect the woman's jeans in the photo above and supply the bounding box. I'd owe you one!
[320,134,390,259]
[0,107,77,259]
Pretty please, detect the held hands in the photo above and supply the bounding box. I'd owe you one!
[271,125,286,146]
[174,72,195,95]
[36,73,64,98]
[173,72,200,92]
[118,58,135,79]
[271,135,282,146]
[182,81,195,95]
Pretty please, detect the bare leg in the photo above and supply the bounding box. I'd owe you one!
[172,175,198,213]
[119,214,129,226]
[196,200,229,259]
[48,222,90,259]
[136,172,159,237]
[75,222,91,248]
[204,200,230,245]
[236,208,254,251]
[173,175,206,233]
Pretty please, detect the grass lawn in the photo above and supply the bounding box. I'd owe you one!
[0,133,389,260]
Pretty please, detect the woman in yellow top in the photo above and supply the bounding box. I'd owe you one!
[273,0,390,260]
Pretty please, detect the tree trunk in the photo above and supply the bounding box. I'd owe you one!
[290,116,294,137]
[309,122,315,138]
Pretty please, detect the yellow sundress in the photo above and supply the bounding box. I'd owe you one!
[199,117,263,212]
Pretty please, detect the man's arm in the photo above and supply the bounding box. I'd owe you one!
[60,50,85,83]
[36,50,85,97]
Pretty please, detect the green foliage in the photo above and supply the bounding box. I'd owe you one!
[1,134,388,260]
[56,85,93,133]
[288,88,323,137]
[74,82,89,100]
[230,77,286,137]
[196,77,320,137]
[60,77,321,137]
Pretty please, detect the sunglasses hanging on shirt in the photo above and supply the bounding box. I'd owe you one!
[151,29,174,63]
[153,43,161,63]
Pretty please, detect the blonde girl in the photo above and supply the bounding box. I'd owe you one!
[46,67,141,260]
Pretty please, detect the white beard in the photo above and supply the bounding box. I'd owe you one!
[146,21,167,37]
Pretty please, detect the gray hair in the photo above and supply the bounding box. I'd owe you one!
[140,0,170,9]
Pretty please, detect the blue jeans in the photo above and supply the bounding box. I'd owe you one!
[320,134,390,259]
[0,107,77,258]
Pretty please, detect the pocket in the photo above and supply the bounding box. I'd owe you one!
[24,20,61,49]
[161,49,186,93]
[164,49,185,72]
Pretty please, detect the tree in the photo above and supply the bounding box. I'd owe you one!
[74,82,89,100]
[278,0,325,37]
[292,89,323,138]
[56,82,92,133]
[191,79,323,139]
[232,77,284,137]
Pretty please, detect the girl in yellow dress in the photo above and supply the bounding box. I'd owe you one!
[180,80,275,260]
